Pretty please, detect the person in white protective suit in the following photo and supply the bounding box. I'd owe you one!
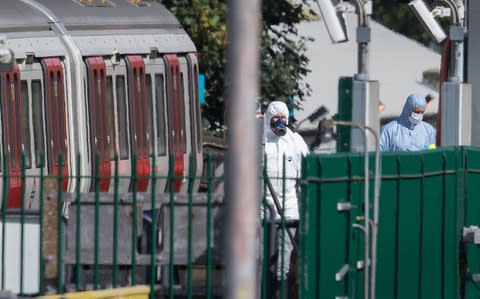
[263,101,309,282]
[380,93,436,152]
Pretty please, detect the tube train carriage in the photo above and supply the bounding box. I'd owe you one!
[0,0,203,209]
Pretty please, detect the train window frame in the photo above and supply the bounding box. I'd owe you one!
[31,80,45,168]
[57,70,66,166]
[184,60,196,156]
[91,68,100,158]
[0,74,8,173]
[106,76,116,159]
[155,74,166,157]
[20,80,32,169]
[132,67,141,157]
[179,71,186,154]
[116,75,129,160]
[193,65,202,154]
[7,73,17,171]
[146,74,154,156]
[100,68,109,162]
[48,71,58,166]
[167,65,176,155]
[139,66,148,159]
[13,74,23,171]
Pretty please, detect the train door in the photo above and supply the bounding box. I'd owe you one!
[18,62,47,210]
[0,66,24,208]
[41,58,69,191]
[184,54,203,192]
[105,58,131,193]
[125,55,150,192]
[145,56,169,193]
[85,57,111,192]
[164,54,185,193]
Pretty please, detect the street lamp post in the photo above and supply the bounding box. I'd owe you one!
[438,0,470,146]
[409,0,470,146]
[349,0,380,153]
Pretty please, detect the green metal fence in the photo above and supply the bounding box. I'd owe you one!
[0,153,230,299]
[0,151,303,299]
[300,146,480,299]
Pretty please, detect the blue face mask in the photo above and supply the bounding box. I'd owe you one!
[271,117,287,136]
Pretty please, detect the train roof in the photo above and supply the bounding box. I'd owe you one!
[0,0,182,32]
[1,0,196,59]
[0,0,50,32]
[37,0,182,31]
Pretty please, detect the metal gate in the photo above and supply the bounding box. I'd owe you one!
[300,146,480,299]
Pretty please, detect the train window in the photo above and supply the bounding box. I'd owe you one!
[146,74,154,155]
[180,72,186,154]
[7,74,17,170]
[140,67,148,159]
[187,68,196,155]
[132,68,139,157]
[100,69,109,162]
[21,81,32,169]
[92,69,100,156]
[14,75,24,170]
[10,74,19,170]
[169,66,176,154]
[32,80,44,168]
[107,76,116,159]
[0,77,6,172]
[48,71,58,166]
[155,74,166,156]
[57,71,66,165]
[116,75,128,160]
[193,66,202,153]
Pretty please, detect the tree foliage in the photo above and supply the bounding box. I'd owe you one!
[371,0,446,51]
[159,0,313,134]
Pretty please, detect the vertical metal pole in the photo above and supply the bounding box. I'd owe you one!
[352,0,369,81]
[441,1,471,146]
[225,0,261,298]
[362,128,370,299]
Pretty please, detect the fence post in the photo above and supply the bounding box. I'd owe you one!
[42,177,59,294]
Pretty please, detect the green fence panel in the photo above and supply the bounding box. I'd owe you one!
[464,147,480,299]
[445,148,462,299]
[375,154,398,299]
[396,154,422,299]
[300,153,366,299]
[300,146,480,299]
[419,150,446,299]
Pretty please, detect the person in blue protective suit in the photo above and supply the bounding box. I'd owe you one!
[380,93,436,151]
[263,101,309,286]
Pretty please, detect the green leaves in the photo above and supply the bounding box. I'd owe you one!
[159,0,312,135]
[371,0,445,51]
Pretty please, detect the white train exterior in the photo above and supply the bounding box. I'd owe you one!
[0,0,203,209]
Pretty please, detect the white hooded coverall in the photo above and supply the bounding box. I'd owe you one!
[263,101,309,280]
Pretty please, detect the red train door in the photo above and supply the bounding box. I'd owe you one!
[164,54,184,192]
[0,66,23,208]
[86,57,111,192]
[125,55,150,192]
[41,58,68,191]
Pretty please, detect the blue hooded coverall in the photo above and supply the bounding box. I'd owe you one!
[380,93,436,151]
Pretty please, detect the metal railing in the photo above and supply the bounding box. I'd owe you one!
[0,152,299,299]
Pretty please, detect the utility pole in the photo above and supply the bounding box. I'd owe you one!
[350,0,380,153]
[225,0,261,298]
[440,0,471,146]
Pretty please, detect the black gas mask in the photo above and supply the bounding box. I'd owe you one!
[271,116,287,137]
